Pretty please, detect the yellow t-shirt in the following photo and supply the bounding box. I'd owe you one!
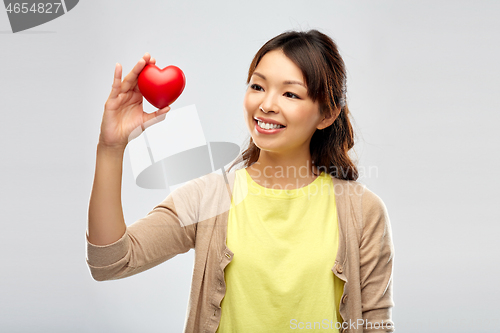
[216,168,345,332]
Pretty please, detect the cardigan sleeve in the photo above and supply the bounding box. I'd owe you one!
[85,176,205,282]
[358,188,395,332]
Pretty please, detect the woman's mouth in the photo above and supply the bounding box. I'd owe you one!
[254,119,286,134]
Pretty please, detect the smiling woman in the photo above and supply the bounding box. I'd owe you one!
[243,49,329,184]
[86,29,394,333]
[218,30,394,333]
[227,30,357,184]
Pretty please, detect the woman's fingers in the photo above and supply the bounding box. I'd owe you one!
[120,52,151,93]
[142,106,171,131]
[107,53,154,107]
[108,63,122,100]
[142,52,151,63]
[158,105,171,115]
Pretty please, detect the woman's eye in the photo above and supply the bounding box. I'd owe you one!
[250,84,264,91]
[284,92,300,99]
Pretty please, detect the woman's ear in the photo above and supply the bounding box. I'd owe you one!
[317,107,340,130]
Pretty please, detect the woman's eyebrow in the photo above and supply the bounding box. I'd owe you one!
[283,80,306,88]
[253,72,306,88]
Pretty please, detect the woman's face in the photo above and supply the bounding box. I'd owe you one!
[244,50,329,157]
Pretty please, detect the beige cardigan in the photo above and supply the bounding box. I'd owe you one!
[86,170,395,333]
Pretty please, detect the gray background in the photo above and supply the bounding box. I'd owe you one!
[1,0,499,332]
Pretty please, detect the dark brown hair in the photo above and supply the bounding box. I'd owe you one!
[226,29,358,181]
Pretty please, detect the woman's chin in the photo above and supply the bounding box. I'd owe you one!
[252,140,284,154]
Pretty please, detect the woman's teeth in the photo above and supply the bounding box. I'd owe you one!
[257,120,285,130]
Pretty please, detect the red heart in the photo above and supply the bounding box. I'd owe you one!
[138,64,186,109]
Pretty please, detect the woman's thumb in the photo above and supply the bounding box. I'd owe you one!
[142,107,169,131]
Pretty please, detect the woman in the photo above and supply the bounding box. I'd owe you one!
[86,30,395,333]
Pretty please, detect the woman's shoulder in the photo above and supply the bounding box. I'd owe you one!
[330,175,389,226]
[166,170,239,224]
[330,175,385,202]
[330,177,392,255]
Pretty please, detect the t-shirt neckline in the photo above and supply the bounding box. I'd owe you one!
[242,168,327,199]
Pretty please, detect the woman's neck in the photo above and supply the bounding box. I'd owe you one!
[246,150,321,190]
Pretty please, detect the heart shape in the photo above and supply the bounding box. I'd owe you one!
[138,64,186,109]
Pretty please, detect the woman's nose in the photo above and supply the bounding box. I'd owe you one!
[260,93,280,114]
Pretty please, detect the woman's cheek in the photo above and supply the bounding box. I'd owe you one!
[247,89,263,106]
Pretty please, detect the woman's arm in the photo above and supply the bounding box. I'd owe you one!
[359,189,395,332]
[87,143,127,246]
[87,53,170,245]
[86,54,182,281]
[86,173,201,281]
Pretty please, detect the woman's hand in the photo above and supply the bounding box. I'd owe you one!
[98,52,171,150]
